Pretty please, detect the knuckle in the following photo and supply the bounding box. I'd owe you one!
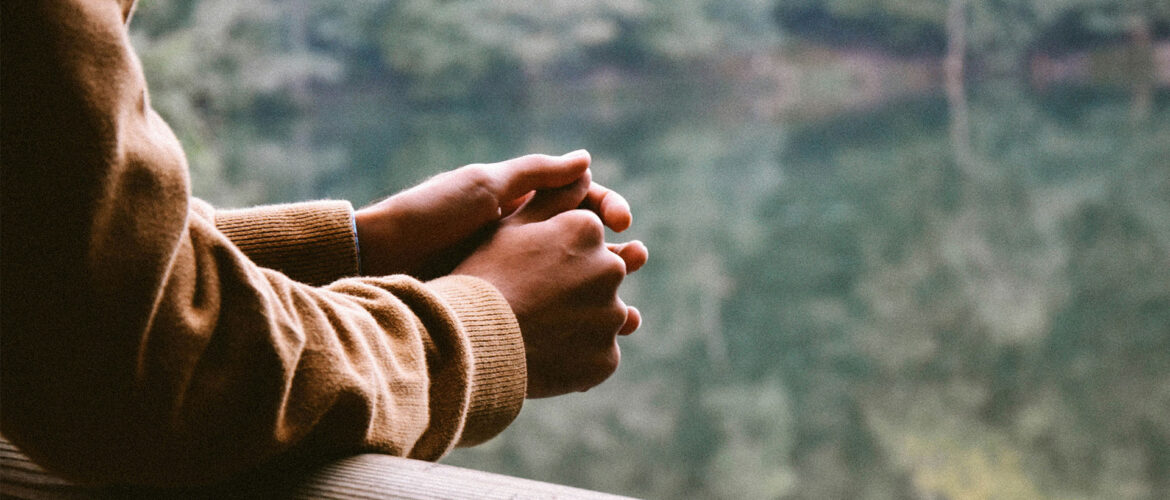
[599,343,621,377]
[601,301,628,332]
[460,164,501,209]
[603,252,627,280]
[586,252,626,292]
[558,210,604,242]
[580,343,620,393]
[462,164,494,191]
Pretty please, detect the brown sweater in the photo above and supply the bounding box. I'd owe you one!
[0,0,526,487]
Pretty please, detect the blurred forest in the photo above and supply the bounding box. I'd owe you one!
[129,0,1170,498]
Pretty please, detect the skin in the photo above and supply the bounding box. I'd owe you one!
[355,151,636,278]
[354,150,648,398]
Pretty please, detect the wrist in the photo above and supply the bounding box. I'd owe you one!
[427,275,527,446]
[350,212,362,274]
[354,200,399,276]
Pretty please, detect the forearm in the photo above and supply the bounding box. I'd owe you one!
[214,201,360,285]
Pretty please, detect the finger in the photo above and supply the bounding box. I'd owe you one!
[606,240,648,273]
[582,183,632,232]
[580,342,621,393]
[486,150,591,202]
[499,191,533,217]
[618,305,641,336]
[508,169,592,224]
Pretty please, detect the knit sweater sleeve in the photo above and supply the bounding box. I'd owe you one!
[0,0,525,487]
[213,201,361,286]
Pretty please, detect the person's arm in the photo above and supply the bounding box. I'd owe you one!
[1,0,524,485]
[214,201,360,286]
[209,153,635,286]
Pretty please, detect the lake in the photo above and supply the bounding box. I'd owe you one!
[206,71,1170,498]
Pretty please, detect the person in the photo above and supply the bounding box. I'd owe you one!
[0,0,648,487]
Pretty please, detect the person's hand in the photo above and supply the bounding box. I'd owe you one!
[355,151,633,279]
[453,171,648,398]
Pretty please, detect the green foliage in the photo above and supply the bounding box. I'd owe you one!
[446,83,1170,498]
[775,0,1170,71]
[133,0,347,206]
[376,0,781,100]
[774,0,948,55]
[127,0,1170,497]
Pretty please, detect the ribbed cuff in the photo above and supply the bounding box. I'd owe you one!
[427,275,527,447]
[215,201,359,286]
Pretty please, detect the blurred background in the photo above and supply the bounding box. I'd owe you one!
[130,0,1169,498]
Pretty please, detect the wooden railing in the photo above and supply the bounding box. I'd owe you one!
[0,437,632,499]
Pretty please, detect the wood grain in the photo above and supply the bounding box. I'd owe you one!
[0,437,633,499]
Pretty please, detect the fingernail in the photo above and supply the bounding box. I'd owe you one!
[562,149,589,159]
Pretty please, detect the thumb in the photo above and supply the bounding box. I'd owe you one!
[488,150,591,203]
[507,169,592,224]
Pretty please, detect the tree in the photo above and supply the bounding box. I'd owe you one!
[132,0,345,205]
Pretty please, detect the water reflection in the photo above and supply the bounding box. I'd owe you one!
[252,77,1170,498]
[428,83,1168,498]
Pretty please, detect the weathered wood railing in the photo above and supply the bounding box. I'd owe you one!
[0,437,632,499]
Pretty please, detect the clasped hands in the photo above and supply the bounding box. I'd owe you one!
[354,150,648,398]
